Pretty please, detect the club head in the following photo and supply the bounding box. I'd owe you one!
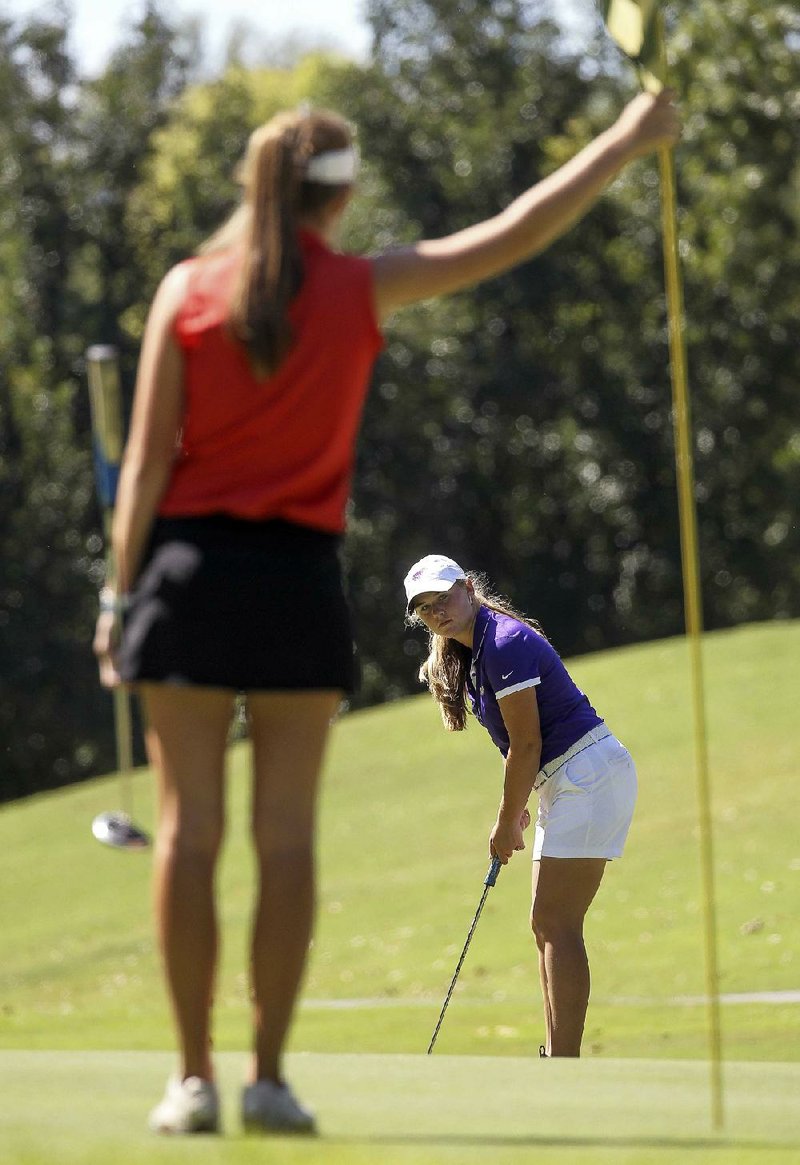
[92,811,150,850]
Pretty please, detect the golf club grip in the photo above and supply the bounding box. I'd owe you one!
[86,344,124,511]
[484,855,502,887]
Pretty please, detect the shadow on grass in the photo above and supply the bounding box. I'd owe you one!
[321,1133,794,1153]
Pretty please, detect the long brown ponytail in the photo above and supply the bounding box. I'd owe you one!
[202,108,354,377]
[413,575,547,732]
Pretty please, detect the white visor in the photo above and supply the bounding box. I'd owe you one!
[305,147,359,185]
[404,554,466,613]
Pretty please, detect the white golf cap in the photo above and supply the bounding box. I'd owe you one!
[403,554,466,613]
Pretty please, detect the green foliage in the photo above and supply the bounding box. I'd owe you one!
[336,0,800,704]
[0,4,195,798]
[0,10,104,798]
[330,5,680,700]
[667,3,800,627]
[0,367,105,799]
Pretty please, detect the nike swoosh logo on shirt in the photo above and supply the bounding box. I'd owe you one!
[501,672,513,680]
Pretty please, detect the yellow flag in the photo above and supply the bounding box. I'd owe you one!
[600,0,665,92]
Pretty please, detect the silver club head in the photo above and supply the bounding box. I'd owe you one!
[92,811,150,850]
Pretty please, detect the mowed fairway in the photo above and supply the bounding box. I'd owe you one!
[1,621,798,1162]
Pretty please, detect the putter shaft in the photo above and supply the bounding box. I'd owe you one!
[87,344,150,850]
[427,856,501,1054]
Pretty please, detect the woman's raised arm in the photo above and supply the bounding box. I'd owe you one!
[372,89,678,318]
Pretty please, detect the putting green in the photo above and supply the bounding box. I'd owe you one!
[1,1051,798,1164]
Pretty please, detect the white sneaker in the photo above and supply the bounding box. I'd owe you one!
[242,1078,316,1134]
[148,1075,220,1134]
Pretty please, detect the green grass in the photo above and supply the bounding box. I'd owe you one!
[1,1051,798,1164]
[1,621,798,1161]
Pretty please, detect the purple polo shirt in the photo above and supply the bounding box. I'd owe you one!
[465,606,603,764]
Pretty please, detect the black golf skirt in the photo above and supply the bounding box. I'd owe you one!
[118,515,357,693]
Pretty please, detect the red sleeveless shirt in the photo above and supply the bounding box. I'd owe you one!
[158,230,383,533]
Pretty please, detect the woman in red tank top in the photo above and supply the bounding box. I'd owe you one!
[94,96,678,1134]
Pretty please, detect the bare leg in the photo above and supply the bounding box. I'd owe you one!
[246,690,341,1084]
[531,857,607,1057]
[536,942,553,1052]
[141,683,235,1081]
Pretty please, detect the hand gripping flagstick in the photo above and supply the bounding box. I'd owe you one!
[86,344,150,850]
[600,1,722,1129]
[427,856,502,1054]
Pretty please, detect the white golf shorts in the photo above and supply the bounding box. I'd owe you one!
[532,731,638,861]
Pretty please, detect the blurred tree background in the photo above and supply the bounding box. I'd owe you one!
[1,0,798,799]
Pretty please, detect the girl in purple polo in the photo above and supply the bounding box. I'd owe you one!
[404,553,637,1058]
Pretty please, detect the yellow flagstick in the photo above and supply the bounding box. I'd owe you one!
[652,12,724,1130]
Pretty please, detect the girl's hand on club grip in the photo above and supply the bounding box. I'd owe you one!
[94,610,122,689]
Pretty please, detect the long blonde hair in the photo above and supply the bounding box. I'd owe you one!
[202,108,354,377]
[412,575,547,732]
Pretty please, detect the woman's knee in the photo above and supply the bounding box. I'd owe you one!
[250,790,316,864]
[158,806,225,863]
[530,903,583,948]
[251,823,314,874]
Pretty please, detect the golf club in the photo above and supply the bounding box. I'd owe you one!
[86,344,150,850]
[427,854,502,1054]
